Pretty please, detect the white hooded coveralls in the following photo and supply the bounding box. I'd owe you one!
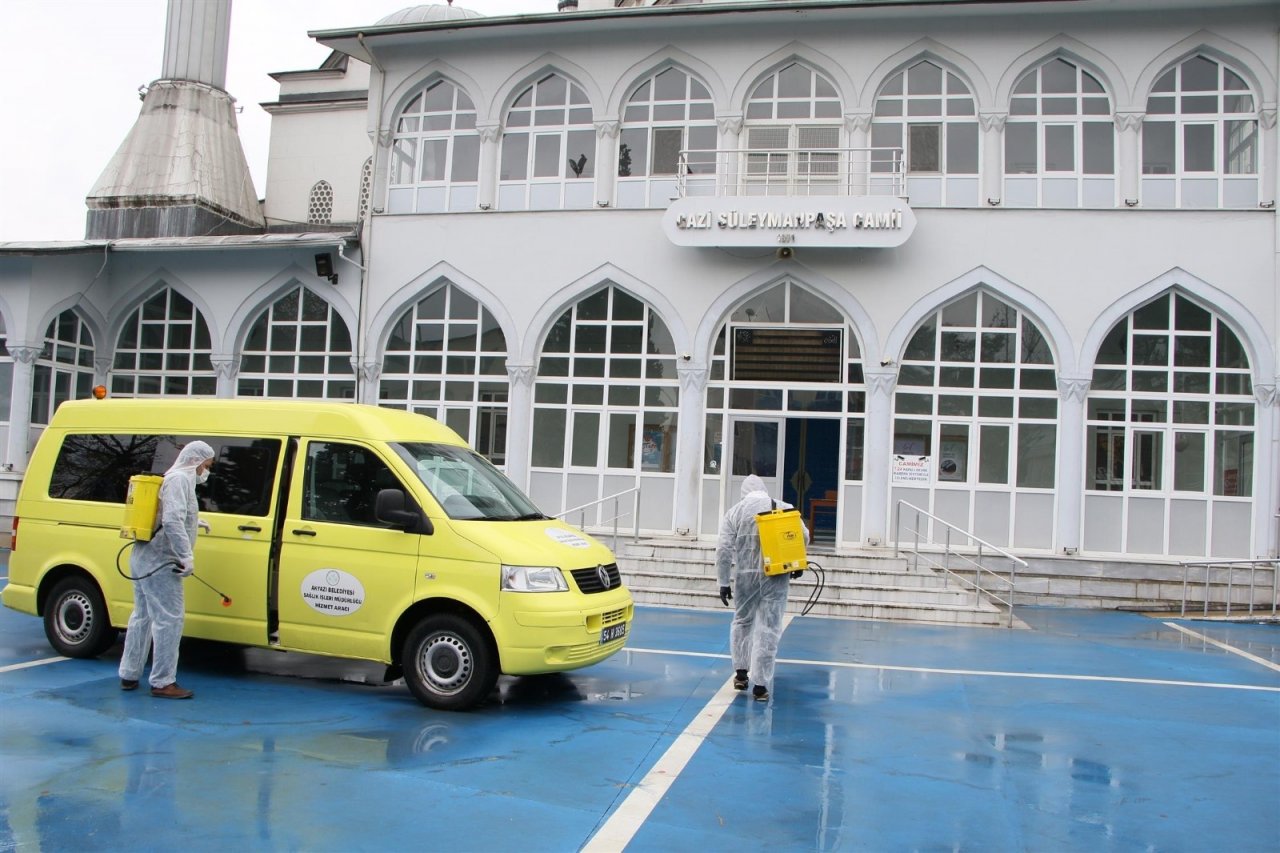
[118,441,213,688]
[714,474,808,693]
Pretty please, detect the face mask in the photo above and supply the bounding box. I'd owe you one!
[197,469,210,485]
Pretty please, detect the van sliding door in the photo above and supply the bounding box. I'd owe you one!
[275,439,421,662]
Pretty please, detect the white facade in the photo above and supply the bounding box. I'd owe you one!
[1,0,1277,570]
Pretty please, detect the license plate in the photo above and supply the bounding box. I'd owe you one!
[600,622,627,644]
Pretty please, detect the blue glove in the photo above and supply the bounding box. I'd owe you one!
[719,585,732,606]
[173,563,194,577]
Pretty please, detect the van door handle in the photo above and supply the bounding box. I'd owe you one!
[238,524,262,533]
[291,528,317,537]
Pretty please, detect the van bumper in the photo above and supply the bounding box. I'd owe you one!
[501,591,633,674]
[1,582,37,615]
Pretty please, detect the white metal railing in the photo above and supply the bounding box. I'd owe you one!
[1179,559,1279,618]
[676,147,906,198]
[893,500,1026,627]
[556,486,641,553]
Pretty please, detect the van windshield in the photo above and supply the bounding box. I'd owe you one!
[392,442,545,521]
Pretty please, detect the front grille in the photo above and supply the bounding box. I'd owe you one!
[570,563,622,594]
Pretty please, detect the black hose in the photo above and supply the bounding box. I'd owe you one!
[796,560,826,616]
[114,541,170,581]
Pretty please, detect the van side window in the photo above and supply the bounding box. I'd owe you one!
[49,433,281,518]
[49,434,160,502]
[198,440,282,516]
[303,442,402,526]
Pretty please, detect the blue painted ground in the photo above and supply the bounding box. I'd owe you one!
[1,558,1277,852]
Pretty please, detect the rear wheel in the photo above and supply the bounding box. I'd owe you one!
[44,576,117,658]
[401,614,497,711]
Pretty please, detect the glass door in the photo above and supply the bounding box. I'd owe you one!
[726,417,783,504]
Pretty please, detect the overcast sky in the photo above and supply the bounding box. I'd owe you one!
[0,0,553,242]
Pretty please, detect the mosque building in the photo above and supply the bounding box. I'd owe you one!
[1,0,1276,609]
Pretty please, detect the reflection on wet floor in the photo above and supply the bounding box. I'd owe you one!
[1,602,1277,852]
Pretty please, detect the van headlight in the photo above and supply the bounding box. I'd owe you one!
[501,565,568,592]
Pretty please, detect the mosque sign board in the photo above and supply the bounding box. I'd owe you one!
[662,195,915,248]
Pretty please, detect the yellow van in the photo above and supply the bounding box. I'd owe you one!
[2,399,632,710]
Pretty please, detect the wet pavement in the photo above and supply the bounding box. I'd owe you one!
[1,564,1277,852]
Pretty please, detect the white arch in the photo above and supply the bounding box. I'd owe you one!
[519,263,690,366]
[862,38,992,110]
[366,261,519,364]
[382,60,487,125]
[1079,267,1275,384]
[883,266,1077,375]
[1133,31,1275,105]
[693,261,879,366]
[221,266,358,356]
[606,46,727,119]
[730,43,857,114]
[0,293,15,345]
[488,54,605,121]
[996,34,1128,111]
[33,299,107,359]
[105,268,219,356]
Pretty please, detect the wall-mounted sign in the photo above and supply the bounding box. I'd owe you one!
[663,195,916,248]
[892,455,931,484]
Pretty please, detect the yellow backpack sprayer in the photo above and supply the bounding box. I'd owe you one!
[755,501,825,614]
[756,504,807,576]
[120,474,163,541]
[116,473,232,606]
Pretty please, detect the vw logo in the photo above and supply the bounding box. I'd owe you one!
[596,565,612,589]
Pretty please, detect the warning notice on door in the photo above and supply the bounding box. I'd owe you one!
[892,455,931,484]
[301,569,366,616]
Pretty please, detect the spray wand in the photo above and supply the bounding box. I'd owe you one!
[181,568,233,607]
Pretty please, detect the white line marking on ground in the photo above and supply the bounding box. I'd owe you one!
[623,648,1280,692]
[581,614,795,852]
[1163,621,1280,674]
[0,656,69,673]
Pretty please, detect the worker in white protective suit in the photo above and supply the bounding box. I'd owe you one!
[118,441,214,699]
[714,474,808,702]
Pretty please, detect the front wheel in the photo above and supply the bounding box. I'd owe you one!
[44,576,117,658]
[401,614,497,711]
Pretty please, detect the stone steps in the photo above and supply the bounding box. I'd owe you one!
[614,537,1014,628]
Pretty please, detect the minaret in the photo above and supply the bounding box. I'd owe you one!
[85,0,265,239]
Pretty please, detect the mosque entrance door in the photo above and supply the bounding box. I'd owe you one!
[726,417,783,507]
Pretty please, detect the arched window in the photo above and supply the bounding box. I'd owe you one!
[743,63,843,195]
[499,72,594,210]
[616,67,717,208]
[112,288,215,397]
[386,80,480,214]
[530,285,679,525]
[237,286,354,400]
[894,291,1058,546]
[1085,292,1254,555]
[31,310,95,426]
[380,283,509,463]
[357,157,372,221]
[1003,57,1114,207]
[1141,55,1259,208]
[308,180,334,225]
[872,59,979,205]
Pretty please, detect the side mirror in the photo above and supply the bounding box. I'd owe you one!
[375,488,433,534]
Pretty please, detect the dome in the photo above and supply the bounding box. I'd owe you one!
[376,4,486,25]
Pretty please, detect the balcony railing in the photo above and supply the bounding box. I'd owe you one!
[676,147,906,198]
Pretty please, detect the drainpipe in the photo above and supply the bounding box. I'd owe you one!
[1272,29,1280,557]
[355,31,386,405]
